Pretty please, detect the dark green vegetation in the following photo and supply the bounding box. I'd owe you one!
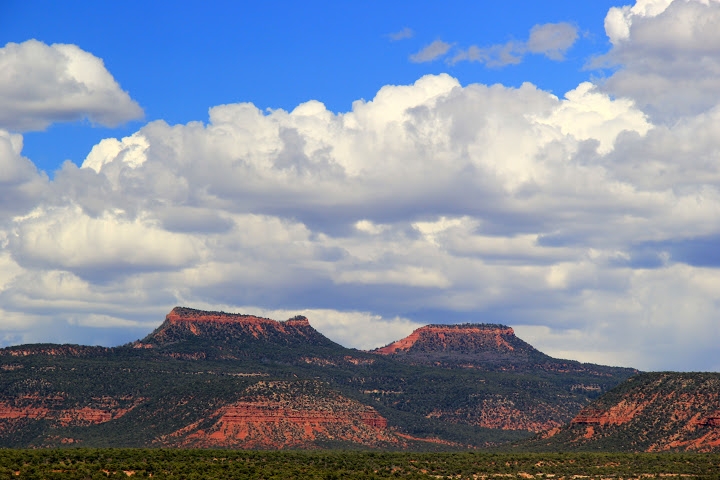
[1,450,719,479]
[0,308,637,449]
[523,372,720,453]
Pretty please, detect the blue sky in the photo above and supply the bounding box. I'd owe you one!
[4,0,618,174]
[3,0,720,372]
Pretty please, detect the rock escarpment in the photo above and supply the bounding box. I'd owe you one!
[528,372,720,452]
[140,307,331,348]
[0,395,143,446]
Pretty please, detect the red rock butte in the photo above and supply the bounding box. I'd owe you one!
[139,307,324,347]
[374,323,517,355]
[165,307,310,327]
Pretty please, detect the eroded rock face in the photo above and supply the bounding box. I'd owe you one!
[140,307,333,351]
[0,395,143,442]
[164,307,308,328]
[532,373,720,452]
[374,324,519,355]
[157,381,398,449]
[158,307,312,339]
[695,415,720,427]
[571,397,657,427]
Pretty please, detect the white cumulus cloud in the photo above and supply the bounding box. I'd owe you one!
[0,129,47,221]
[598,0,720,120]
[9,206,204,278]
[0,40,143,131]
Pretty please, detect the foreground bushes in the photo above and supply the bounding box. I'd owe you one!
[0,449,719,479]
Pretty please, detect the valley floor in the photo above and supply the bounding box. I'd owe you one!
[1,450,719,479]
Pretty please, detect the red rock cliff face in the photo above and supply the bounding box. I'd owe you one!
[571,397,657,427]
[164,308,309,332]
[143,307,324,347]
[374,324,517,355]
[538,373,720,452]
[0,395,143,440]
[158,381,399,449]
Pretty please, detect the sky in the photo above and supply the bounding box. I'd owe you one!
[1,0,720,371]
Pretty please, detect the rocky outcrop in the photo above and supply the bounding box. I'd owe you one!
[163,307,307,328]
[374,324,520,355]
[526,373,720,452]
[0,395,143,440]
[154,308,313,339]
[139,308,337,352]
[371,322,549,371]
[695,414,720,427]
[0,403,49,420]
[158,381,398,449]
[570,397,656,426]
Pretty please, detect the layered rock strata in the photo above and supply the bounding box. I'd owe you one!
[533,373,720,452]
[374,324,520,356]
[159,381,398,449]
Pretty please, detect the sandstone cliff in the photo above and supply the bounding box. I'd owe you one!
[140,307,330,347]
[527,372,720,452]
[156,381,400,449]
[373,324,536,359]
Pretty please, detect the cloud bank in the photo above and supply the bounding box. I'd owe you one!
[2,1,720,371]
